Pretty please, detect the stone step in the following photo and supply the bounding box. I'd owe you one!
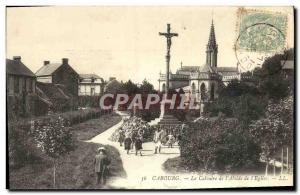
[149,114,182,126]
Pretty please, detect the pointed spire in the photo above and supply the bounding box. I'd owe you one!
[207,19,217,49]
[206,19,218,67]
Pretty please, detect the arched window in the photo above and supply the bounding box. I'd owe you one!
[210,83,215,100]
[200,83,206,101]
[191,82,196,94]
[162,83,166,93]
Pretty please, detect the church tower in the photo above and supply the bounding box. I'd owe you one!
[206,20,218,67]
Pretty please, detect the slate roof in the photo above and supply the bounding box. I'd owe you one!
[217,67,237,72]
[199,64,215,73]
[207,20,217,49]
[6,59,35,77]
[35,63,62,76]
[177,65,237,74]
[177,66,200,72]
[79,74,102,79]
[219,71,239,76]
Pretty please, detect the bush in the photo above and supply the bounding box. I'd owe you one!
[205,94,267,125]
[78,96,101,108]
[179,118,260,173]
[8,122,42,169]
[8,108,112,169]
[135,104,160,122]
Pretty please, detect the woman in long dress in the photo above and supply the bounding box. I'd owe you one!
[124,131,132,154]
[135,135,143,156]
[118,130,125,146]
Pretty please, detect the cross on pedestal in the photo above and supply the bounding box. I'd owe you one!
[159,24,178,94]
[150,24,181,128]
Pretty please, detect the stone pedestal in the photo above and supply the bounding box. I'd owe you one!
[158,99,181,125]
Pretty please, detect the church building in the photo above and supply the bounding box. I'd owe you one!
[158,21,240,104]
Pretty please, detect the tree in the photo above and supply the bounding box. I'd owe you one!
[34,116,75,188]
[139,79,155,94]
[180,118,260,172]
[219,79,259,97]
[8,121,40,169]
[232,94,267,125]
[254,48,294,100]
[122,80,139,96]
[104,79,126,95]
[249,96,293,176]
[205,79,264,120]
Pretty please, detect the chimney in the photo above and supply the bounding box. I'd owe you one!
[62,58,68,65]
[44,61,50,66]
[13,56,21,61]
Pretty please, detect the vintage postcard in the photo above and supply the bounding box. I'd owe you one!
[6,6,294,190]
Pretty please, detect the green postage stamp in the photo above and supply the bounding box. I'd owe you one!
[236,8,288,52]
[235,8,290,71]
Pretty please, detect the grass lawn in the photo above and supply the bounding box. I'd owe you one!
[71,112,122,140]
[9,113,125,190]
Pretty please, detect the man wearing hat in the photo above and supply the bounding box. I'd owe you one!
[94,147,111,185]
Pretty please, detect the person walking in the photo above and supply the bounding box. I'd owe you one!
[167,133,175,148]
[124,131,132,154]
[135,135,143,156]
[153,128,163,154]
[118,130,125,147]
[94,147,110,185]
[131,130,137,150]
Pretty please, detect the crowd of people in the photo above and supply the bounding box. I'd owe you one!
[110,116,182,156]
[119,126,178,156]
[95,117,183,186]
[118,116,180,156]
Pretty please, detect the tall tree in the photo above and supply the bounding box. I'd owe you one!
[139,79,155,94]
[122,80,139,96]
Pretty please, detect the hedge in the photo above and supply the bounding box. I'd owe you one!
[8,108,112,168]
[179,118,261,173]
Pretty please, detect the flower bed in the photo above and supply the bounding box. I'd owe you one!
[109,116,155,142]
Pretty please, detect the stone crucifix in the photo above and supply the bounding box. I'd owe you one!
[159,23,178,94]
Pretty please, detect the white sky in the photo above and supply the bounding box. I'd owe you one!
[6,6,293,88]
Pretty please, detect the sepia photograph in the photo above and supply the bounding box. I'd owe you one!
[6,5,295,190]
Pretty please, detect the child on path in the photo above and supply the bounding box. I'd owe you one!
[167,133,175,148]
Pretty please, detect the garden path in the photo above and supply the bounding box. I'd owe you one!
[88,111,182,189]
[87,111,292,189]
